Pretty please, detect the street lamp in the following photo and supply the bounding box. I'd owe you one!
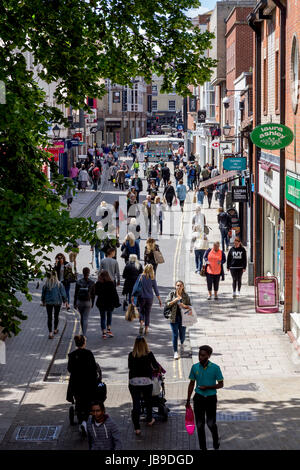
[52,124,60,139]
[223,122,232,137]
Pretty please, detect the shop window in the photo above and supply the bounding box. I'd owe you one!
[293,212,300,313]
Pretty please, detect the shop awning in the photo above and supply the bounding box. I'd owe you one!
[197,170,239,189]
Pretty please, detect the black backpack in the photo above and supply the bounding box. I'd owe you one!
[77,279,93,301]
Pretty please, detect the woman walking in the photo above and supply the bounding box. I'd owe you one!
[95,270,120,339]
[227,237,247,298]
[196,186,205,208]
[192,205,206,232]
[121,232,140,263]
[128,218,141,246]
[131,264,162,336]
[78,164,89,192]
[163,180,176,209]
[144,237,162,275]
[206,183,214,209]
[165,280,192,359]
[154,196,163,236]
[41,271,67,339]
[54,252,74,310]
[67,335,98,436]
[122,254,143,309]
[128,336,161,434]
[204,242,226,300]
[190,226,209,274]
[74,267,95,338]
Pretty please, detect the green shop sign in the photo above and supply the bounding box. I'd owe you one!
[286,173,300,209]
[250,123,294,150]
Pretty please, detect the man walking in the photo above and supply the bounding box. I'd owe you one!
[131,171,143,203]
[218,207,232,252]
[99,248,120,286]
[186,345,224,451]
[176,179,187,213]
[161,163,170,187]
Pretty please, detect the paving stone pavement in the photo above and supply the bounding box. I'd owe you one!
[1,168,300,450]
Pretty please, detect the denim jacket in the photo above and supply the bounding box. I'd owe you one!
[41,282,67,305]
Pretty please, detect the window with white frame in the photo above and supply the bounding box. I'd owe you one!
[152,100,157,111]
[168,100,176,111]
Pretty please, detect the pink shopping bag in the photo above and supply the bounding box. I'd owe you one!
[185,405,195,435]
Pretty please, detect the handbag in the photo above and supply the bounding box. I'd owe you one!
[185,405,195,435]
[163,305,172,319]
[152,377,161,396]
[132,275,142,297]
[200,264,207,277]
[193,192,197,204]
[204,225,210,235]
[153,249,165,264]
[121,244,128,259]
[125,304,136,321]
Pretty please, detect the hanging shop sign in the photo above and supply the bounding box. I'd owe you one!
[211,140,220,149]
[232,185,248,202]
[258,165,280,209]
[223,157,247,171]
[250,123,294,150]
[286,172,300,209]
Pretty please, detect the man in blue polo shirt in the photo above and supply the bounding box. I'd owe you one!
[186,345,224,450]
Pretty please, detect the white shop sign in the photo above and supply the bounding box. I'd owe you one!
[258,165,280,209]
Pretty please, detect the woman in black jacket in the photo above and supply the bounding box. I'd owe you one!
[227,237,247,298]
[122,254,143,309]
[128,336,161,435]
[163,180,176,208]
[95,270,120,339]
[67,335,98,436]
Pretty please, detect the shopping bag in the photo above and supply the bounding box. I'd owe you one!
[125,304,136,321]
[181,306,197,327]
[193,192,197,204]
[185,405,195,435]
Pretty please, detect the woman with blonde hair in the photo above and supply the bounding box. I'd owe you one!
[41,270,67,339]
[131,264,162,336]
[128,336,161,434]
[144,237,162,275]
[121,232,140,263]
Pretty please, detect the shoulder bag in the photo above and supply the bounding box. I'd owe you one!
[154,248,165,264]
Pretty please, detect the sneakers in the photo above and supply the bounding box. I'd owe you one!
[236,291,240,297]
[174,351,179,359]
[102,332,108,339]
[139,325,144,335]
[106,330,114,337]
[232,292,237,298]
[207,295,212,300]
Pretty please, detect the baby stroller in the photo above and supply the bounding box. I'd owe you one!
[140,366,169,422]
[68,363,107,426]
[124,173,131,190]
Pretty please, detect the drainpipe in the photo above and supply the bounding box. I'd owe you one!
[272,0,286,223]
[248,14,262,279]
[272,0,287,331]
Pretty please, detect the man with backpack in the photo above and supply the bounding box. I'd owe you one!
[161,163,170,187]
[74,267,95,338]
[92,165,101,191]
[201,164,211,181]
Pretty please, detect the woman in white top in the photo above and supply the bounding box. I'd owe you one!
[190,225,209,274]
[78,165,89,192]
[192,205,206,232]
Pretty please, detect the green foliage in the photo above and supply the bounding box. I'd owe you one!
[0,0,216,336]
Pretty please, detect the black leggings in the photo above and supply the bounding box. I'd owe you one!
[206,274,220,293]
[46,304,61,332]
[230,268,243,292]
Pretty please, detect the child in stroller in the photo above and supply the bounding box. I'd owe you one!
[140,364,169,422]
[124,173,131,190]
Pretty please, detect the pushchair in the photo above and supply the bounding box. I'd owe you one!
[124,173,131,190]
[68,363,107,426]
[140,366,169,422]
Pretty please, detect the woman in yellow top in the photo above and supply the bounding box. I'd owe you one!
[203,242,226,300]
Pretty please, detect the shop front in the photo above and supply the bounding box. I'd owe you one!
[258,163,284,299]
[286,171,300,340]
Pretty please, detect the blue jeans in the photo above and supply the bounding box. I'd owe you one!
[194,249,206,272]
[95,246,105,270]
[220,227,229,252]
[197,191,204,205]
[170,322,186,352]
[77,302,92,336]
[62,282,70,304]
[188,177,195,190]
[99,309,113,330]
